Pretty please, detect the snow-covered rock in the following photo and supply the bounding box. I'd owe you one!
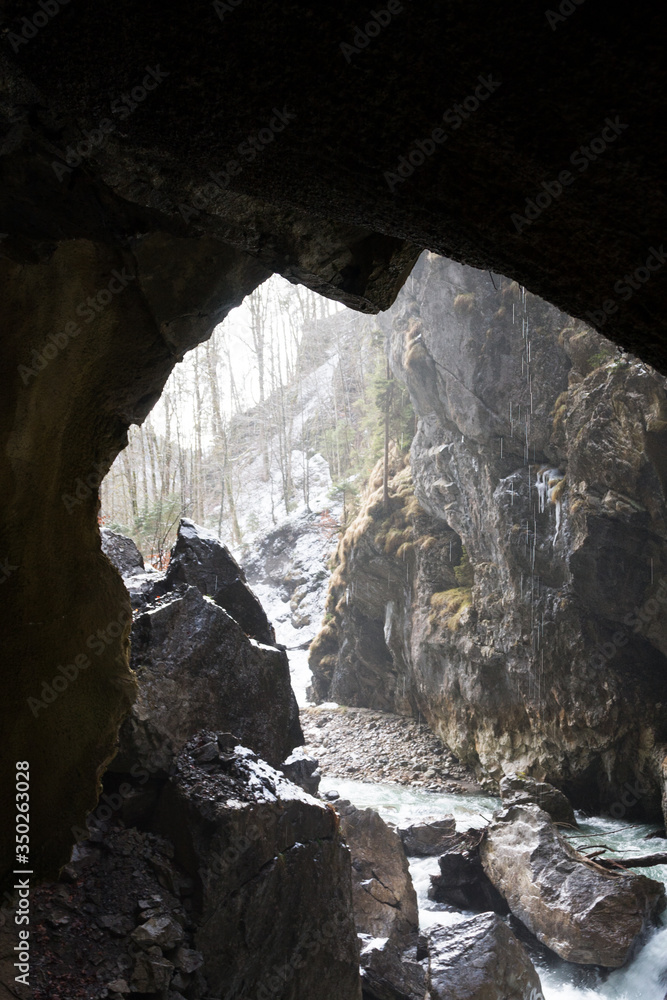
[163,517,275,644]
[114,585,301,772]
[156,731,362,1000]
[244,498,342,706]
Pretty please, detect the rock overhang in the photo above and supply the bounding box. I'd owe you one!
[1,3,666,363]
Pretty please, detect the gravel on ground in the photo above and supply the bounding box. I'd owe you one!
[300,705,486,794]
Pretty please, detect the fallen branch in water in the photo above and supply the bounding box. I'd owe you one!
[593,852,667,871]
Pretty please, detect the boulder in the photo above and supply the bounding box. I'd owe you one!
[500,773,578,827]
[428,829,509,915]
[124,567,166,611]
[280,747,321,796]
[114,585,301,772]
[131,915,184,950]
[131,949,174,992]
[426,913,543,1000]
[399,817,456,856]
[360,937,426,1000]
[155,732,362,1000]
[101,527,145,578]
[337,801,419,945]
[164,518,275,644]
[479,804,666,967]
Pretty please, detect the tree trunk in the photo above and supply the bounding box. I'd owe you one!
[383,356,391,512]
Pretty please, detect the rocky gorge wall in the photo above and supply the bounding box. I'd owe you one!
[310,254,667,819]
[2,1,666,888]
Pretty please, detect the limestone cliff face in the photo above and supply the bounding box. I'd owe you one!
[311,254,667,817]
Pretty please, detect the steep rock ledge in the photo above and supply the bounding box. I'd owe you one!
[311,254,667,818]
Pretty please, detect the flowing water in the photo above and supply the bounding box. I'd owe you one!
[326,778,667,1000]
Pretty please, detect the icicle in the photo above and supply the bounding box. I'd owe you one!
[500,436,503,458]
[449,538,452,561]
[384,601,394,644]
[536,469,548,514]
[530,573,534,632]
[553,498,562,544]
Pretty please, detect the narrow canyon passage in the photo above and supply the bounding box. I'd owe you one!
[4,258,666,1000]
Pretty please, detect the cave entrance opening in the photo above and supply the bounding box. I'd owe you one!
[99,268,417,711]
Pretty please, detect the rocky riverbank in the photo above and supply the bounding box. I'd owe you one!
[301,705,485,794]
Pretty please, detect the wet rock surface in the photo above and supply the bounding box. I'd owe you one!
[15,731,363,1000]
[124,566,166,609]
[113,521,302,775]
[359,936,427,1000]
[480,804,666,967]
[162,518,276,644]
[114,584,301,772]
[101,528,145,579]
[4,540,366,999]
[333,800,418,946]
[155,731,362,1000]
[499,773,578,828]
[398,818,457,857]
[311,253,667,817]
[302,705,481,793]
[426,913,543,1000]
[280,747,321,796]
[428,829,509,916]
[655,744,667,831]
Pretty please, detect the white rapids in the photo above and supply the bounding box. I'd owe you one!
[325,778,667,1000]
